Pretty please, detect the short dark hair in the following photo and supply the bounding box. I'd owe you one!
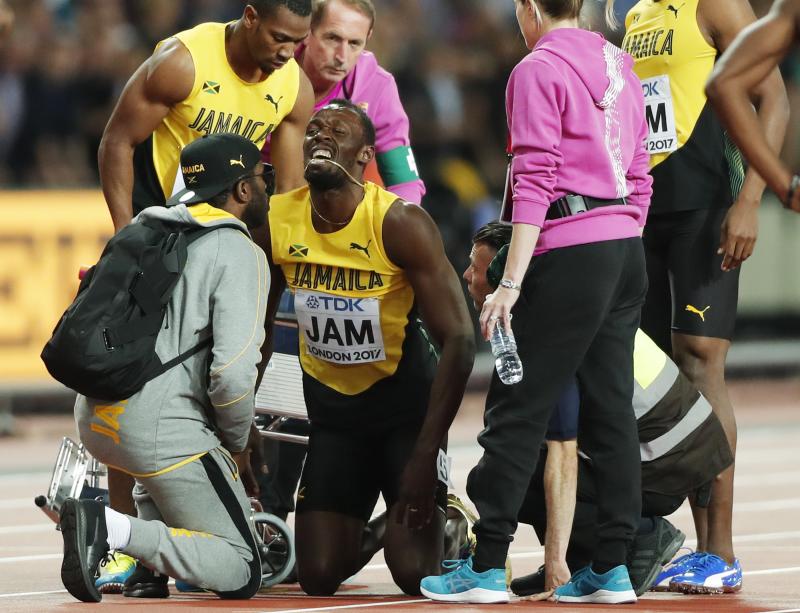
[250,0,312,18]
[472,221,512,252]
[321,98,376,147]
[207,189,232,208]
[311,0,375,31]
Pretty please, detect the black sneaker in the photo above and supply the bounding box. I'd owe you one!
[59,497,110,603]
[510,564,546,597]
[122,562,170,598]
[627,517,686,596]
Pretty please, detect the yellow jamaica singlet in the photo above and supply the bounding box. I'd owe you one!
[269,183,437,426]
[623,0,743,213]
[132,22,300,213]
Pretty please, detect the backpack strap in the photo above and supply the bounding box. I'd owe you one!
[154,335,214,375]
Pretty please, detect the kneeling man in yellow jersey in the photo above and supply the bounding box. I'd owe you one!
[264,100,476,596]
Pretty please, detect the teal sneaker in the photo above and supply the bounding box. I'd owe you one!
[553,565,637,604]
[420,556,509,603]
[95,552,136,594]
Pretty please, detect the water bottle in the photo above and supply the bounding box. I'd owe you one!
[490,318,523,385]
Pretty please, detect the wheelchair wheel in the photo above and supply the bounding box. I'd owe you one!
[252,512,296,589]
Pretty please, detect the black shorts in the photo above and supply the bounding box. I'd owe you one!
[642,208,740,350]
[545,378,580,441]
[296,419,447,522]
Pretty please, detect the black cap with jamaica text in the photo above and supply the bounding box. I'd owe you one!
[166,133,265,207]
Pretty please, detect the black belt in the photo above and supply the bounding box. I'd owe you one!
[545,195,627,220]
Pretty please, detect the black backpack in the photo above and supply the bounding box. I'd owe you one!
[41,218,243,400]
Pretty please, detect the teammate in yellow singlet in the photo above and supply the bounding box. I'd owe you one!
[99,0,315,233]
[264,100,475,597]
[618,0,788,594]
[707,0,800,213]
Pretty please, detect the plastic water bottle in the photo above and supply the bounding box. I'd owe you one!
[490,319,523,385]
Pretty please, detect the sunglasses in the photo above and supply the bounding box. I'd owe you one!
[239,164,276,196]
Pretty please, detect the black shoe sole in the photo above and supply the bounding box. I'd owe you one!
[510,568,546,597]
[123,583,170,598]
[634,529,686,596]
[60,499,103,603]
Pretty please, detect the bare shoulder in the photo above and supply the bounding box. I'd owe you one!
[287,69,315,123]
[697,0,757,47]
[382,199,442,269]
[144,37,194,104]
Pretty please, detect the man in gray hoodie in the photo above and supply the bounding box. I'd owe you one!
[61,133,273,603]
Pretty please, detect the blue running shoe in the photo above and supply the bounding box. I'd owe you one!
[669,554,742,594]
[175,580,207,593]
[420,556,509,603]
[651,549,698,592]
[95,552,136,594]
[553,565,637,604]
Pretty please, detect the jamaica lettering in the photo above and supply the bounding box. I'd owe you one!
[291,262,384,291]
[188,107,275,145]
[623,29,674,59]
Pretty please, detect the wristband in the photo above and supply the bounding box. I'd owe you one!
[785,174,800,209]
[499,278,521,291]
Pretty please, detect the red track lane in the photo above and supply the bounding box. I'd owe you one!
[1,380,799,613]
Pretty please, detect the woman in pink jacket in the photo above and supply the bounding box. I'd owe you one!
[421,0,652,605]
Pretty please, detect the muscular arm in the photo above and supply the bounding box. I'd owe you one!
[270,71,314,193]
[98,39,194,232]
[251,221,288,389]
[383,201,476,528]
[700,0,791,268]
[707,0,797,207]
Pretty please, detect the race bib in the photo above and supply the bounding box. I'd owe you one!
[294,289,385,364]
[437,449,453,489]
[641,75,678,155]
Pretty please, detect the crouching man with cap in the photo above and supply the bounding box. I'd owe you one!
[62,133,274,602]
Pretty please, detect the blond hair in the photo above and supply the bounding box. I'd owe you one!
[311,0,375,31]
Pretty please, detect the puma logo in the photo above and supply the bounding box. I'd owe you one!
[230,155,245,168]
[265,94,283,112]
[349,239,371,258]
[685,304,710,321]
[667,3,684,17]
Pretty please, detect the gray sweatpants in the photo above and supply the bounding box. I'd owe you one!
[121,446,261,598]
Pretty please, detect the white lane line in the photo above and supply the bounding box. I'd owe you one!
[735,471,800,487]
[0,472,50,484]
[0,554,61,564]
[664,498,800,519]
[0,498,38,510]
[730,498,800,512]
[256,600,429,613]
[745,566,800,577]
[0,589,66,598]
[0,524,55,535]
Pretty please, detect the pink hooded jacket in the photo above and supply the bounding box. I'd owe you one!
[507,29,652,254]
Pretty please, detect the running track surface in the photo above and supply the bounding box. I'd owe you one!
[1,379,799,613]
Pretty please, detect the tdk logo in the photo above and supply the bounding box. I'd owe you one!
[642,81,661,97]
[316,296,364,312]
[306,296,320,309]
